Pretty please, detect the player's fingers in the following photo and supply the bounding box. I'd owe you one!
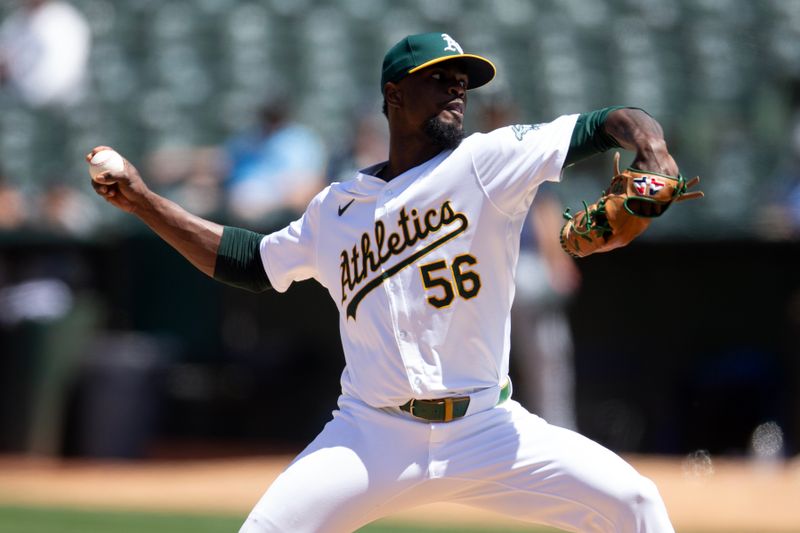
[90,179,117,198]
[86,145,115,162]
[90,179,105,194]
[92,170,121,185]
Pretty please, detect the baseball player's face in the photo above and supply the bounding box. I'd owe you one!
[400,63,469,131]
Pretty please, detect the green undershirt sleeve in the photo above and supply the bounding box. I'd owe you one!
[213,226,272,293]
[564,105,631,168]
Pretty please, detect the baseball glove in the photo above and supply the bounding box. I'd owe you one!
[560,152,703,258]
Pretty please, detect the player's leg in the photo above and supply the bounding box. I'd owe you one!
[442,400,672,533]
[238,396,430,533]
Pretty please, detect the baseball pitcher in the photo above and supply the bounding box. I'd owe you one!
[90,33,701,532]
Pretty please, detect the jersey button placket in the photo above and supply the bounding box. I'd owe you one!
[377,182,424,396]
[376,184,418,388]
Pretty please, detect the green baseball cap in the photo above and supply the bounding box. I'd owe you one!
[381,32,496,93]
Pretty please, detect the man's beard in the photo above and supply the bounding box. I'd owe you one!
[423,116,464,150]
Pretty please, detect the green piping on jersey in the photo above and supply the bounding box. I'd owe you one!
[564,106,630,167]
[213,226,272,293]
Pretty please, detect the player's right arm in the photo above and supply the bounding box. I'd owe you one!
[87,146,272,292]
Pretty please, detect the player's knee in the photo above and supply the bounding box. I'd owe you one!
[613,476,672,532]
[626,476,661,514]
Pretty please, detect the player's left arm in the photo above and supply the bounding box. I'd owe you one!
[558,108,702,258]
[601,107,679,176]
[564,106,679,176]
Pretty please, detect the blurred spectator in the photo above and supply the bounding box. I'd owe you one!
[0,169,27,230]
[762,78,800,240]
[37,179,99,237]
[0,0,90,109]
[223,96,326,229]
[146,146,226,219]
[512,190,581,430]
[477,93,581,430]
[0,167,101,238]
[326,110,389,184]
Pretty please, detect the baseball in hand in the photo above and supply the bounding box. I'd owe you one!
[88,149,125,181]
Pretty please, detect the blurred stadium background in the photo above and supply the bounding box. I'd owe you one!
[1,0,799,531]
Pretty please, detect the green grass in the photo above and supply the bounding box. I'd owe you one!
[0,505,544,533]
[0,504,777,533]
[0,506,242,533]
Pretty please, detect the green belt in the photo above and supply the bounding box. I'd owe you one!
[399,381,511,423]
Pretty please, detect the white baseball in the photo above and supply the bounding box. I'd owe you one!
[88,149,125,181]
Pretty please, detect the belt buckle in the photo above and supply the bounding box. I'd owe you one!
[408,397,455,422]
[407,397,459,422]
[443,397,454,422]
[408,398,417,418]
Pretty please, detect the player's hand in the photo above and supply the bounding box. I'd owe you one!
[628,145,684,216]
[87,145,152,214]
[629,141,679,177]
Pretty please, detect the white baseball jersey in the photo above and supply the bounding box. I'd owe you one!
[259,114,578,407]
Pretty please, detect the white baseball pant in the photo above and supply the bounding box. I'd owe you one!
[239,395,673,533]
